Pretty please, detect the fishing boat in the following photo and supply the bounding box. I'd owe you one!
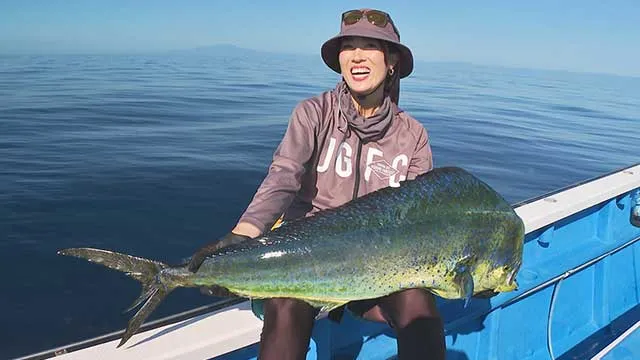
[18,163,640,360]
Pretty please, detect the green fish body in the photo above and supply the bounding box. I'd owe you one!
[60,167,524,347]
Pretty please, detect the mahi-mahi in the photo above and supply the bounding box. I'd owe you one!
[59,167,524,347]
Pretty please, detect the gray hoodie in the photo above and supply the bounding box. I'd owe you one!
[238,81,433,234]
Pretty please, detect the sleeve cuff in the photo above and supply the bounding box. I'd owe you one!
[237,215,269,235]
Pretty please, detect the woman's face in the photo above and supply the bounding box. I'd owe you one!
[338,37,392,97]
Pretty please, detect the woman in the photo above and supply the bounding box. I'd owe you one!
[189,9,445,360]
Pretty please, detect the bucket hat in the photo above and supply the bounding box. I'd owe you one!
[321,9,414,78]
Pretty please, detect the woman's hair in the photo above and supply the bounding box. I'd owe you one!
[383,43,401,104]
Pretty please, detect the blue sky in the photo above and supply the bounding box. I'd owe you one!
[1,0,639,76]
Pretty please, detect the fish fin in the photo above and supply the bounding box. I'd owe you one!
[118,285,170,347]
[58,248,168,278]
[452,257,475,308]
[58,248,176,348]
[460,272,474,308]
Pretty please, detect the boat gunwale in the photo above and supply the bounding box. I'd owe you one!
[12,298,245,360]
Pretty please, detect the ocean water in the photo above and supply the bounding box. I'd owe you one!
[1,48,639,358]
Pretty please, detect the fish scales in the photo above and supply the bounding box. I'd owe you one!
[59,167,524,347]
[191,167,522,300]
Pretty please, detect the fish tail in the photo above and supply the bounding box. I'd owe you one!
[58,248,176,347]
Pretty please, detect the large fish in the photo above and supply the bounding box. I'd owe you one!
[59,167,524,347]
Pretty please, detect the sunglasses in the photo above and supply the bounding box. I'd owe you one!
[342,9,391,28]
[341,9,400,37]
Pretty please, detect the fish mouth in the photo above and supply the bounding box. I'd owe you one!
[506,261,522,286]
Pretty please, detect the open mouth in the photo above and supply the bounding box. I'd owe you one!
[350,66,371,80]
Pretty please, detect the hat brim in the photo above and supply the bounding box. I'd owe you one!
[321,34,414,79]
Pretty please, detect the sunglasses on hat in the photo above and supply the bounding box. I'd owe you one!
[342,9,391,27]
[341,9,400,37]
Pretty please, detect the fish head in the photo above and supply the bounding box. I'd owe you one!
[474,213,524,294]
[489,214,525,293]
[486,262,521,293]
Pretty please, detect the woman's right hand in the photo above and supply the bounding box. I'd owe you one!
[187,232,254,273]
[187,222,262,298]
[188,231,258,298]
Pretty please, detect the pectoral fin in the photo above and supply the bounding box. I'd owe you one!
[456,271,474,308]
[453,257,475,308]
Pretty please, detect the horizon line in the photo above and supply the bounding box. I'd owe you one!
[1,44,638,80]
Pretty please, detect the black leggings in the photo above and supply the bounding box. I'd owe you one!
[259,289,445,360]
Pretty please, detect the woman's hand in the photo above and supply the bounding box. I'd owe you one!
[187,232,253,272]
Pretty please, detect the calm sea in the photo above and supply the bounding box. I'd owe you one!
[1,48,639,358]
